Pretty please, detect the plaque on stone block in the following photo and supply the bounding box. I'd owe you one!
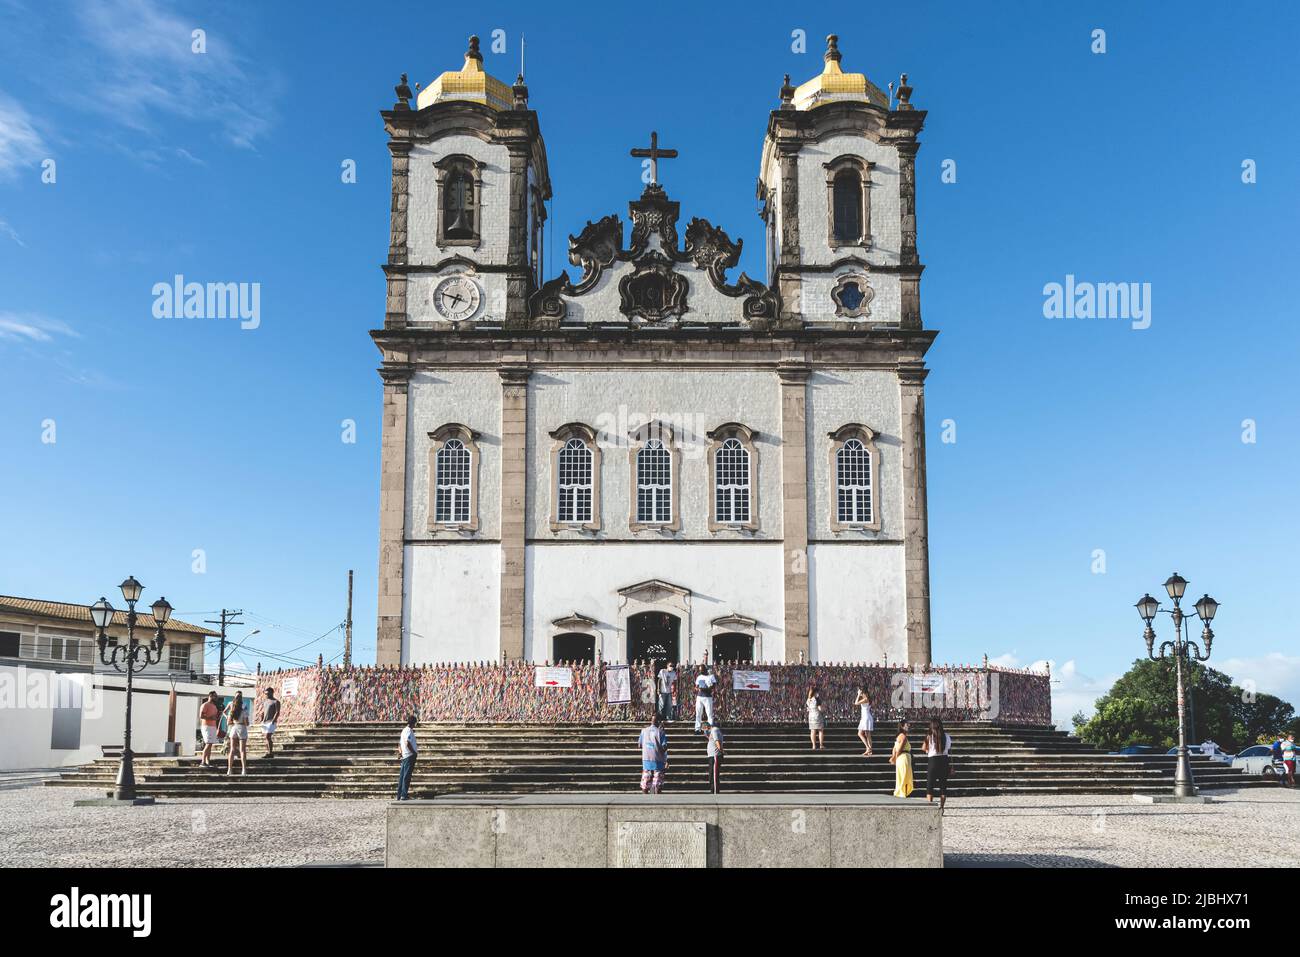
[616,821,707,868]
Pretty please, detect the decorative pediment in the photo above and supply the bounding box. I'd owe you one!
[617,579,691,604]
[527,183,780,325]
[551,612,598,631]
[711,613,758,635]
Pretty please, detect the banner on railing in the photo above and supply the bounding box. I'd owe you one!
[605,664,631,705]
[534,666,573,689]
[907,674,946,695]
[732,670,771,691]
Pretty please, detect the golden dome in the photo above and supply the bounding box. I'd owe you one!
[416,35,513,112]
[792,35,888,110]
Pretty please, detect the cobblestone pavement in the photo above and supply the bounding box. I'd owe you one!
[942,787,1300,868]
[1,785,1296,867]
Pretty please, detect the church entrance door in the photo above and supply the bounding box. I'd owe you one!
[627,611,681,676]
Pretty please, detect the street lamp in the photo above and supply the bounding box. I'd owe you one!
[88,576,170,804]
[1135,572,1219,799]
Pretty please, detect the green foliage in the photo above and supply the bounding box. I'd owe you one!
[1075,658,1296,754]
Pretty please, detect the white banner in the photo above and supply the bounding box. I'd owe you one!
[732,670,771,691]
[534,666,573,689]
[282,677,299,697]
[907,674,945,695]
[605,664,631,705]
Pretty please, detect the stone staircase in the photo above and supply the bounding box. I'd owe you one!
[47,721,1263,799]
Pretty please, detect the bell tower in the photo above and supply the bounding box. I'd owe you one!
[758,35,925,329]
[381,36,551,330]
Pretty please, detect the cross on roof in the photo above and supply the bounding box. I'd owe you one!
[630,130,678,186]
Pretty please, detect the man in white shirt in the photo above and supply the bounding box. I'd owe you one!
[656,663,678,721]
[707,723,725,794]
[693,665,718,733]
[396,716,418,801]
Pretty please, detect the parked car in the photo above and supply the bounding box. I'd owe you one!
[1113,745,1161,756]
[1165,745,1232,764]
[1231,744,1283,777]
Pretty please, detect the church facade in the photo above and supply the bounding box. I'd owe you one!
[372,35,936,668]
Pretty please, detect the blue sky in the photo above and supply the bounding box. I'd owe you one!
[1,1,1296,722]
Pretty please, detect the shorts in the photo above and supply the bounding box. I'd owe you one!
[229,724,248,740]
[201,726,218,745]
[262,722,277,734]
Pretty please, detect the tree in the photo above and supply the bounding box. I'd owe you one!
[1074,658,1295,753]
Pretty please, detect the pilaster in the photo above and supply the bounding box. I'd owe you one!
[376,362,412,666]
[498,362,530,660]
[898,359,932,666]
[778,360,811,662]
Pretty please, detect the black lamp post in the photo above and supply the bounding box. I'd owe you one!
[88,576,172,804]
[1135,573,1219,798]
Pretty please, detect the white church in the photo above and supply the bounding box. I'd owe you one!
[372,34,936,669]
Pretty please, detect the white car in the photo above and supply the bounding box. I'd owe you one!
[1166,745,1232,765]
[1231,744,1284,777]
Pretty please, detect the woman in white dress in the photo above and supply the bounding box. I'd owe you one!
[806,686,826,751]
[854,687,875,755]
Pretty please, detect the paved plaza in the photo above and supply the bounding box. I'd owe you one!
[0,784,1295,868]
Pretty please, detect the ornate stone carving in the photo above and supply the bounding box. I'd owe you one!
[618,251,688,323]
[525,183,782,325]
[831,273,875,319]
[568,214,623,292]
[628,183,681,256]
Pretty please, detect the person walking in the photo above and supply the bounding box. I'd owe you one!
[693,666,717,733]
[260,687,281,758]
[854,687,874,755]
[707,722,725,794]
[638,715,669,794]
[656,662,678,721]
[890,719,913,798]
[807,686,826,751]
[923,718,952,811]
[223,691,249,777]
[396,716,418,801]
[198,691,220,767]
[1272,735,1286,784]
[1283,732,1296,788]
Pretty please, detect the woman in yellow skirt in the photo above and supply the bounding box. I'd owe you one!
[891,719,914,798]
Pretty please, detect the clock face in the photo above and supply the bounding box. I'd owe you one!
[432,276,482,321]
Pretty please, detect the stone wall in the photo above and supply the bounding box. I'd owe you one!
[254,661,1050,727]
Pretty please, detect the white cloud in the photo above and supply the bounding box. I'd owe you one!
[0,93,47,180]
[1215,653,1300,708]
[991,651,1118,729]
[0,216,24,246]
[0,311,78,343]
[71,0,278,150]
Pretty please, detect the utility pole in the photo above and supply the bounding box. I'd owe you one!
[344,570,354,668]
[204,609,244,686]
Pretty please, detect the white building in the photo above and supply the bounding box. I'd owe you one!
[372,35,935,668]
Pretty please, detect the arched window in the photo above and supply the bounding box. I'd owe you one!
[428,424,480,533]
[825,157,873,249]
[637,439,672,525]
[557,438,593,524]
[437,156,481,246]
[836,438,872,524]
[833,170,863,243]
[435,439,472,523]
[628,423,679,532]
[707,422,759,532]
[715,438,750,524]
[549,423,601,532]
